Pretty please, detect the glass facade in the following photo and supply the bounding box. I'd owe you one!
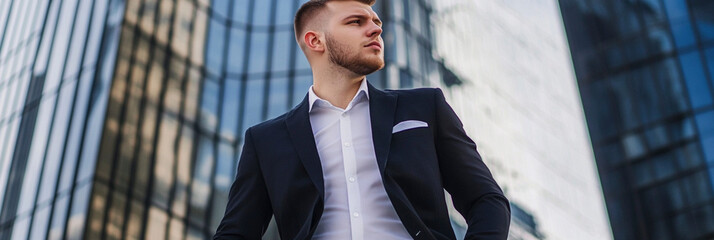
[431,0,612,239]
[560,0,714,239]
[1,0,450,239]
[0,0,124,239]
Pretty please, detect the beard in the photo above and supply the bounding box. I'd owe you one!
[325,33,384,76]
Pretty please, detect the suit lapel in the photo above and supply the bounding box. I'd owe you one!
[285,94,325,199]
[368,82,398,174]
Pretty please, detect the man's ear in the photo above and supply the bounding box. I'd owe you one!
[304,31,325,52]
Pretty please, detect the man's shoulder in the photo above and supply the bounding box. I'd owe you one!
[246,111,290,136]
[385,86,438,95]
[384,87,441,102]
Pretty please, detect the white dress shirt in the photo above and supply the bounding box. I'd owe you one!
[309,79,412,240]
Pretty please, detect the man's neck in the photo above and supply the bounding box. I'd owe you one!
[311,67,365,109]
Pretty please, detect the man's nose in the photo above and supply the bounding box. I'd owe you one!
[367,22,382,37]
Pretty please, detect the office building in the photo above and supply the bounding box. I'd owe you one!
[559,0,714,239]
[432,0,612,239]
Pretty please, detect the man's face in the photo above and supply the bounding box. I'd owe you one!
[323,1,384,75]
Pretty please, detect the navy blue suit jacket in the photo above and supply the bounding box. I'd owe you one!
[214,82,510,240]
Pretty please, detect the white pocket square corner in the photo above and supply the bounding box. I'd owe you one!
[392,120,429,133]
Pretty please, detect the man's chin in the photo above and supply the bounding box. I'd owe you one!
[356,61,384,75]
[364,58,385,71]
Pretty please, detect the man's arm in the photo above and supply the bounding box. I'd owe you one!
[433,88,511,240]
[213,127,273,239]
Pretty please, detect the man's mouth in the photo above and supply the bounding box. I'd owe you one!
[365,41,382,50]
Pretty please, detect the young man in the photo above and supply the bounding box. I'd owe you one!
[213,0,510,239]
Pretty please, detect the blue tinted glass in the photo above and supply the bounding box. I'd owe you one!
[189,135,215,227]
[408,0,422,35]
[63,0,92,79]
[200,79,220,133]
[65,183,92,239]
[663,0,697,48]
[695,110,714,163]
[700,129,714,164]
[395,23,408,67]
[210,143,235,230]
[252,0,272,26]
[18,100,56,210]
[631,69,661,125]
[43,0,79,95]
[663,0,690,21]
[683,170,714,205]
[232,0,249,23]
[275,0,295,26]
[227,27,247,74]
[212,0,230,19]
[272,30,292,72]
[48,195,70,239]
[295,44,310,70]
[214,143,235,192]
[612,1,642,36]
[678,52,713,109]
[640,0,666,25]
[45,83,76,176]
[206,18,227,76]
[696,110,714,136]
[652,155,677,181]
[220,79,242,141]
[248,32,269,74]
[82,0,109,67]
[694,19,714,42]
[706,48,714,85]
[632,161,654,187]
[647,25,673,54]
[623,36,648,63]
[609,75,639,130]
[654,58,689,115]
[268,77,289,118]
[670,20,697,48]
[11,216,31,240]
[664,180,684,211]
[28,207,51,239]
[243,79,265,129]
[292,75,312,106]
[622,133,647,159]
[709,169,714,202]
[690,0,714,41]
[645,125,669,149]
[676,142,702,170]
[399,69,412,88]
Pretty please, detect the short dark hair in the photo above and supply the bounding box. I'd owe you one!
[293,0,376,45]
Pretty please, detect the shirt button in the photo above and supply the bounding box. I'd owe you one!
[353,212,360,218]
[348,177,355,182]
[344,142,352,147]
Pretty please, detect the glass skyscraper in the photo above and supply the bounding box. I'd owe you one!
[560,0,714,239]
[431,0,611,239]
[0,0,124,239]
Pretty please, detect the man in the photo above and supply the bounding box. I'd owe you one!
[214,0,510,239]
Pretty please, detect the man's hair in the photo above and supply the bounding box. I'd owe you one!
[293,0,376,46]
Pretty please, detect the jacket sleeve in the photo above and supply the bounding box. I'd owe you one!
[213,127,273,239]
[433,88,511,240]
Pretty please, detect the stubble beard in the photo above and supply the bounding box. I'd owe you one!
[325,33,384,76]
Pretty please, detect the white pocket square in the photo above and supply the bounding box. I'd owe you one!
[392,120,429,133]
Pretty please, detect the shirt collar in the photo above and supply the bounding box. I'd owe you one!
[309,78,370,112]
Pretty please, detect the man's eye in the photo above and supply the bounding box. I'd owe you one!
[349,20,360,24]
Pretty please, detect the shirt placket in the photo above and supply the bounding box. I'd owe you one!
[339,110,364,240]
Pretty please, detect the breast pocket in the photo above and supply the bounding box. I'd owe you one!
[389,127,438,169]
